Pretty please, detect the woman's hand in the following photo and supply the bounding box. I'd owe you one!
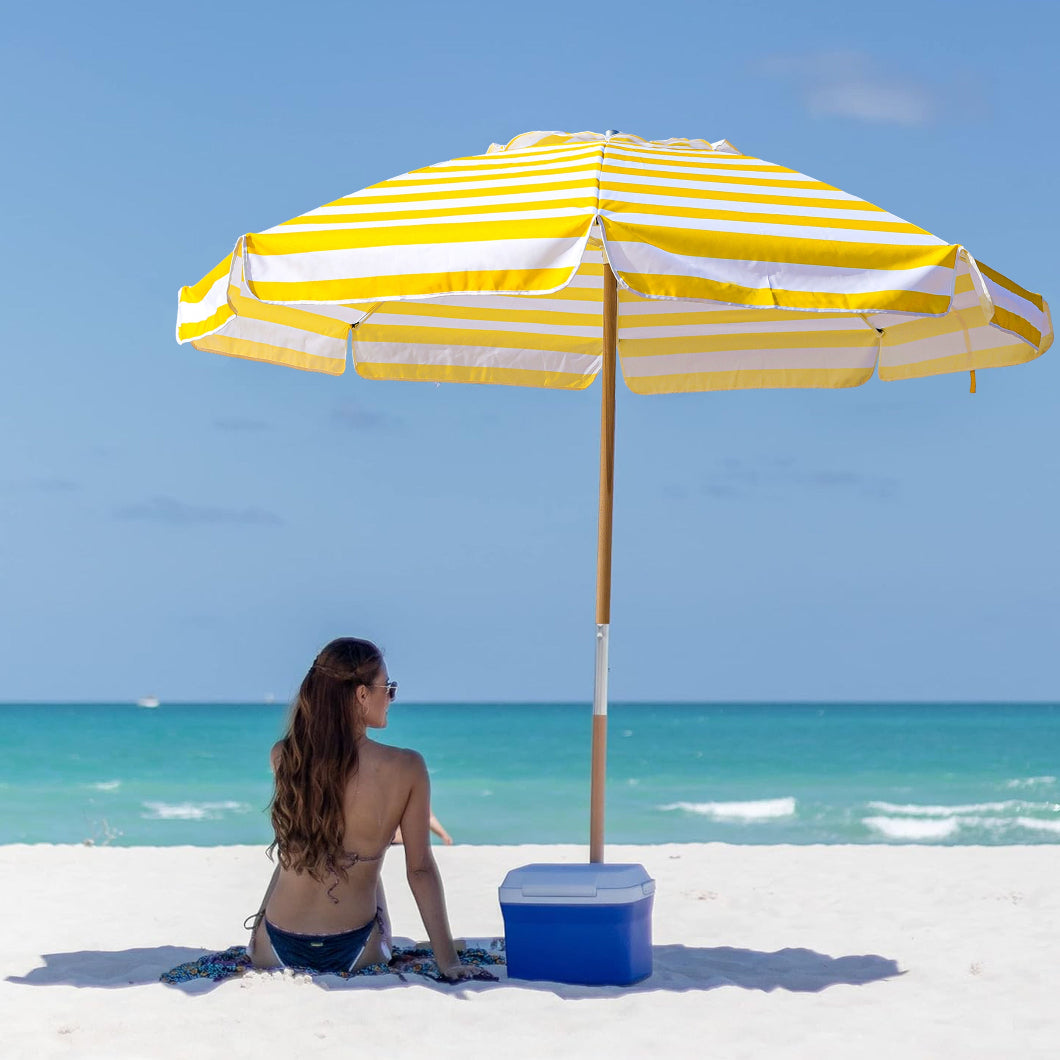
[437,960,497,982]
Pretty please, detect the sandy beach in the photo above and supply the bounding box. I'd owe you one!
[2,842,1057,1058]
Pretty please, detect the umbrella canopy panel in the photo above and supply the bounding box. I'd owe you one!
[177,130,1051,391]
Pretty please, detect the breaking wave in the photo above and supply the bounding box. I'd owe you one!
[659,797,796,821]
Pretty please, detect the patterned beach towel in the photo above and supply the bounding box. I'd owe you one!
[161,940,505,986]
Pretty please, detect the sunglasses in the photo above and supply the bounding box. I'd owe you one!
[368,680,398,701]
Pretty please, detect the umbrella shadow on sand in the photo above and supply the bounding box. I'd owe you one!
[7,943,902,995]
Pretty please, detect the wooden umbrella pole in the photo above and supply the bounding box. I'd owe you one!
[590,260,618,864]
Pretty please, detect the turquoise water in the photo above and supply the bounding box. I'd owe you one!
[1,702,1058,846]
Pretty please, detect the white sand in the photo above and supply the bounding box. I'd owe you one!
[2,842,1057,1058]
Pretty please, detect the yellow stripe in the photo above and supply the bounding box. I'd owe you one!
[328,177,600,208]
[344,282,603,312]
[178,302,234,342]
[371,165,599,191]
[247,216,590,254]
[991,305,1041,349]
[280,196,599,226]
[356,323,598,354]
[604,181,884,211]
[354,360,593,389]
[602,163,835,192]
[227,287,352,337]
[604,148,758,168]
[879,341,1042,381]
[248,267,578,303]
[179,253,232,304]
[620,272,952,314]
[624,366,873,393]
[976,261,1045,311]
[410,150,601,175]
[605,152,783,173]
[601,198,926,234]
[192,334,346,375]
[618,306,858,326]
[620,329,877,357]
[606,220,956,271]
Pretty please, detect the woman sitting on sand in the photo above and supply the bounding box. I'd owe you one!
[247,637,472,979]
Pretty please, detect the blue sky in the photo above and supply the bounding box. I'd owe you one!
[2,0,1057,702]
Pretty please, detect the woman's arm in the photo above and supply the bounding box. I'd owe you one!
[246,863,280,966]
[400,753,471,979]
[248,741,285,966]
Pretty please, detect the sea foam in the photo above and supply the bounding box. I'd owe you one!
[868,800,1024,816]
[141,800,251,821]
[868,799,1060,816]
[863,815,960,840]
[1014,817,1060,834]
[659,797,796,821]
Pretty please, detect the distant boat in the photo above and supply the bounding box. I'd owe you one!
[136,696,160,709]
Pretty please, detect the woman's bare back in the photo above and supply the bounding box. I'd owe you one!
[265,739,416,931]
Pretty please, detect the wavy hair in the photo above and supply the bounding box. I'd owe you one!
[268,637,383,880]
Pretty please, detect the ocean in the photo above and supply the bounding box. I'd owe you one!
[1,702,1058,847]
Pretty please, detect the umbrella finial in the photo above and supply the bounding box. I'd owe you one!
[605,129,619,139]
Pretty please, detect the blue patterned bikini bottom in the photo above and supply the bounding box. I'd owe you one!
[264,915,378,973]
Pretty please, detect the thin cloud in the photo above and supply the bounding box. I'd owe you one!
[332,402,394,430]
[213,416,272,432]
[114,496,284,526]
[757,50,941,127]
[699,457,897,500]
[4,477,80,493]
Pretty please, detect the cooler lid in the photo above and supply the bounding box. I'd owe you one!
[498,862,655,905]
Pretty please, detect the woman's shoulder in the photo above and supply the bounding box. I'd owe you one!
[366,741,427,773]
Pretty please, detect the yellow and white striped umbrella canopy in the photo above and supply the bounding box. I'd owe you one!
[177,130,1051,392]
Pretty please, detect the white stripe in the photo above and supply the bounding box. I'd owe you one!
[403,294,601,314]
[881,324,1026,366]
[595,189,898,222]
[245,237,589,291]
[617,298,854,318]
[178,270,229,325]
[621,345,879,374]
[605,146,766,166]
[301,188,604,218]
[607,162,820,183]
[620,317,877,339]
[358,169,600,196]
[210,315,347,360]
[468,142,605,163]
[266,206,595,235]
[366,313,601,338]
[601,173,862,202]
[603,210,946,246]
[353,340,599,374]
[424,151,601,174]
[434,143,600,162]
[605,241,955,297]
[982,276,1046,329]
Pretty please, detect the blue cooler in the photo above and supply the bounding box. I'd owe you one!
[498,863,655,985]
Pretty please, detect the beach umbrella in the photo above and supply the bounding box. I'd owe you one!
[177,130,1051,862]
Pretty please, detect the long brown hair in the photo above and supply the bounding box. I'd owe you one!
[268,637,383,880]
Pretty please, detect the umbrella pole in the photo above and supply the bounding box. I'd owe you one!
[590,261,618,864]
